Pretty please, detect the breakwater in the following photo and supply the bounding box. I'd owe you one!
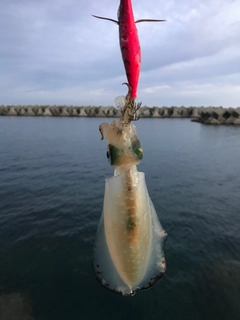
[0,105,240,124]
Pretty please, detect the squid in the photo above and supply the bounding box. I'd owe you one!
[93,85,167,296]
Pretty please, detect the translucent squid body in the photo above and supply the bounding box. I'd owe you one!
[93,90,167,296]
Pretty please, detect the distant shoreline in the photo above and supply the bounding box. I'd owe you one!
[0,105,240,124]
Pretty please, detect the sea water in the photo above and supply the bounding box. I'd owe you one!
[0,117,240,320]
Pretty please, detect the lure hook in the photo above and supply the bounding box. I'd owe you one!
[120,83,141,125]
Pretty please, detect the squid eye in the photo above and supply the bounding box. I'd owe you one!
[106,151,109,159]
[108,144,120,166]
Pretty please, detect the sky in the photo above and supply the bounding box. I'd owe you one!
[0,0,240,107]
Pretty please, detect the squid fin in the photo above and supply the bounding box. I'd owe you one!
[139,195,167,290]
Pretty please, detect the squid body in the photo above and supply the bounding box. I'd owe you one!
[93,119,167,296]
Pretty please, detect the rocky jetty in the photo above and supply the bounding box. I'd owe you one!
[192,107,240,125]
[0,105,239,124]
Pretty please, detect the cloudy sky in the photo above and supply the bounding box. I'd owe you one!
[0,0,240,106]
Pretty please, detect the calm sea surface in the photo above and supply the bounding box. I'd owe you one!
[0,117,240,320]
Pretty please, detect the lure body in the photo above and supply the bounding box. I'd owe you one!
[93,120,167,295]
[118,0,140,99]
[93,0,165,99]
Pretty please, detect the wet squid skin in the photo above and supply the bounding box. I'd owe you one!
[93,120,167,295]
[104,167,152,287]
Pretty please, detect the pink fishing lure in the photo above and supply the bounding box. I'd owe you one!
[93,0,165,99]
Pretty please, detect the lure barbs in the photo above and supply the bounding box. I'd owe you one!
[93,0,165,99]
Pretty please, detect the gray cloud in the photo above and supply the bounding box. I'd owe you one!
[0,0,240,106]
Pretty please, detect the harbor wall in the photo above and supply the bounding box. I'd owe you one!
[0,105,240,124]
